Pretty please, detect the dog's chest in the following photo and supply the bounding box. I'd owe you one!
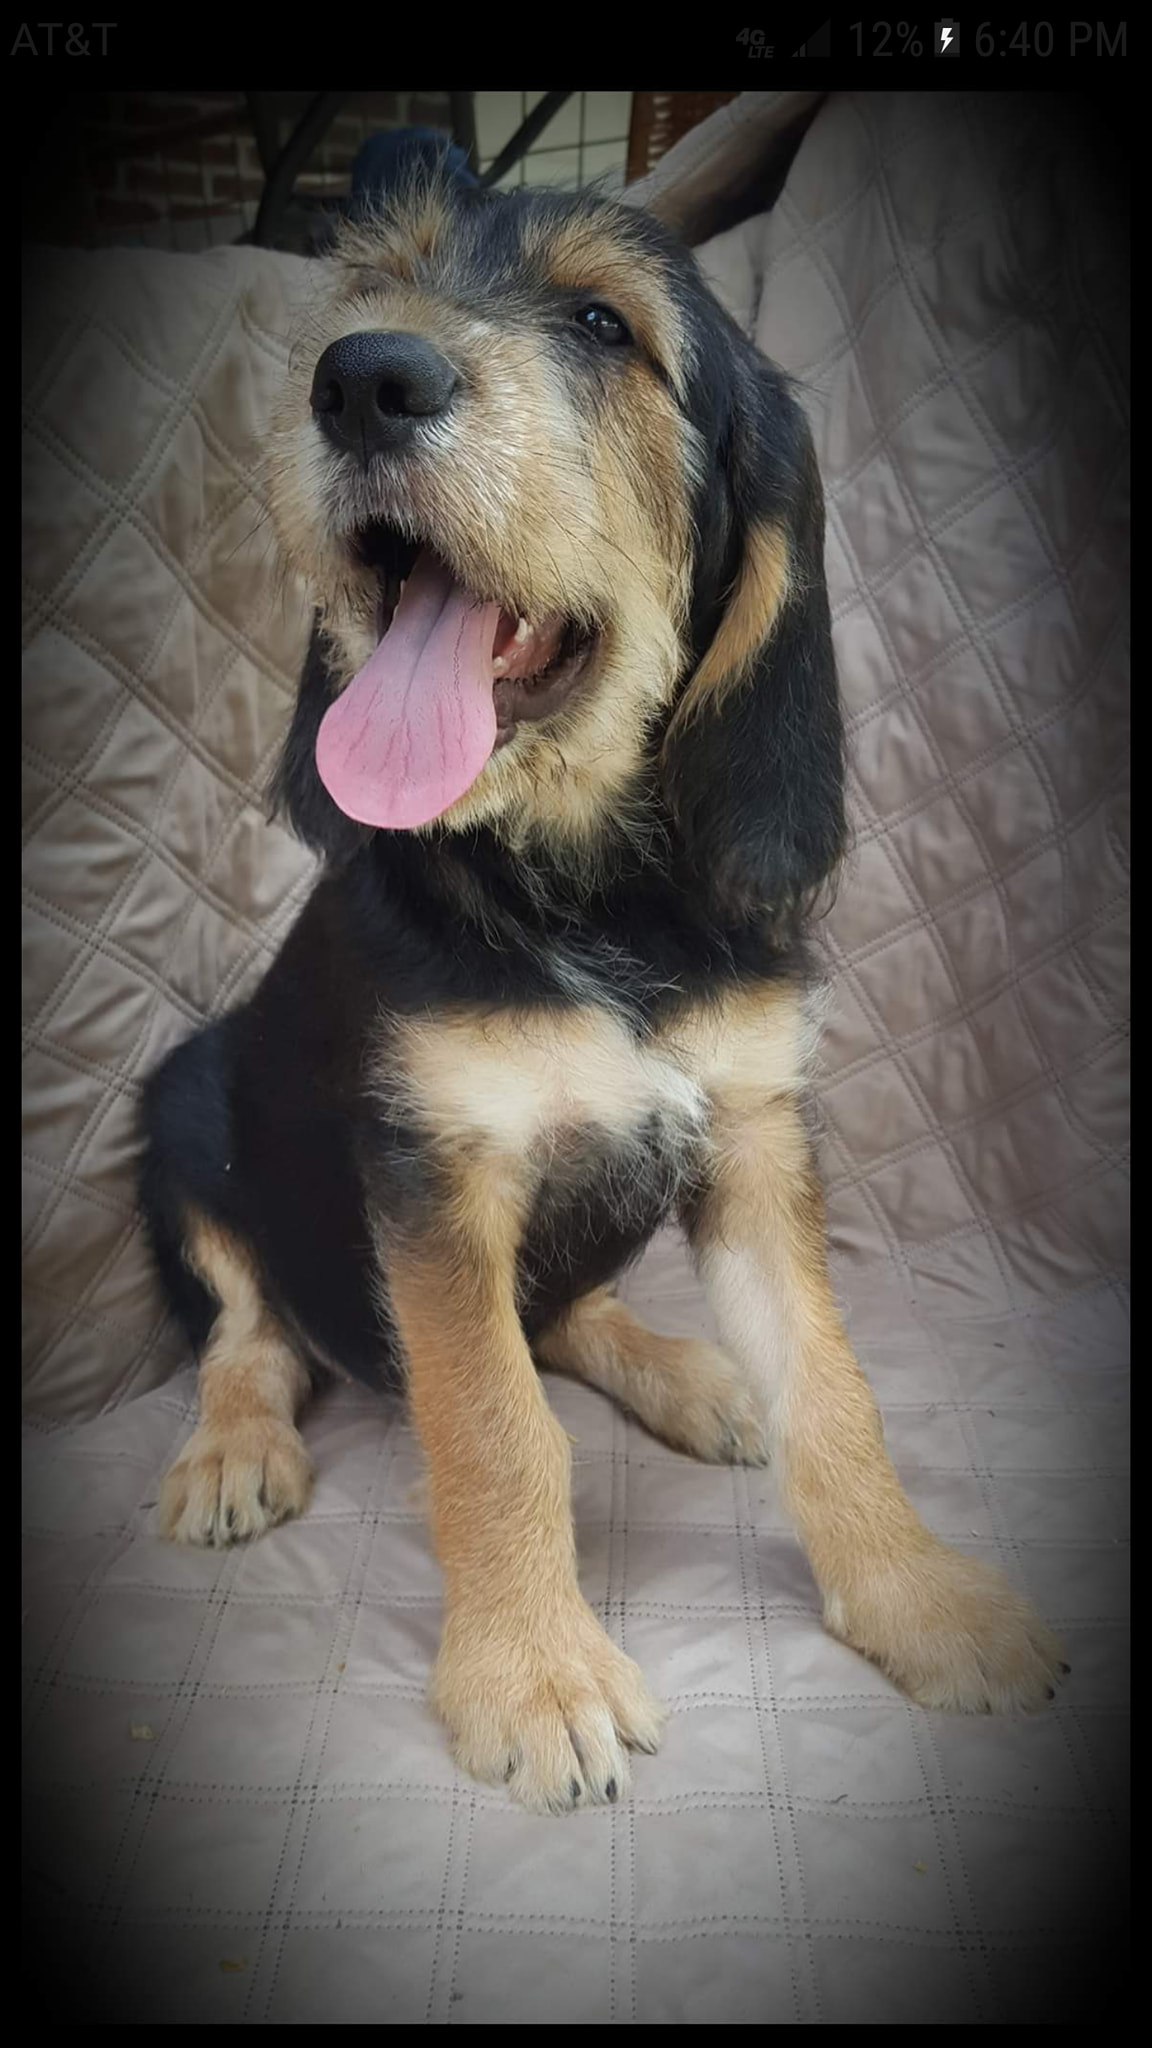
[393,1003,710,1168]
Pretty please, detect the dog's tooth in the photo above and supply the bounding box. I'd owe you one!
[492,655,508,674]
[513,617,531,645]
[399,579,406,596]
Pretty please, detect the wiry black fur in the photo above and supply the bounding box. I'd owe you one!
[268,619,371,869]
[665,364,844,928]
[139,183,845,1390]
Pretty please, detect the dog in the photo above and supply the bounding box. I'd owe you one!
[140,173,1065,1813]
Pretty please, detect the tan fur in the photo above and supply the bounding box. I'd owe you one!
[266,181,695,872]
[386,1003,707,1155]
[156,1216,312,1547]
[692,1010,1065,1713]
[387,1154,664,1813]
[537,1289,770,1464]
[665,520,791,740]
[653,974,821,1095]
[339,182,450,278]
[383,979,815,1166]
[525,209,689,395]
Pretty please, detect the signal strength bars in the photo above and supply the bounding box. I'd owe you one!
[794,20,831,55]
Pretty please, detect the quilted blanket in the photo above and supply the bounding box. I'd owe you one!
[22,91,1129,2022]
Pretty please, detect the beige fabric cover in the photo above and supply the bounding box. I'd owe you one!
[23,92,1128,2022]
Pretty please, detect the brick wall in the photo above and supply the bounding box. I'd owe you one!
[24,91,454,251]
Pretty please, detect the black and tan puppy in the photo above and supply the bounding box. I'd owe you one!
[140,174,1064,1813]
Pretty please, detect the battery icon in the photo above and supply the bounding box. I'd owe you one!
[935,19,960,54]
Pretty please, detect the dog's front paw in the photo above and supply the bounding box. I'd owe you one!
[825,1543,1067,1714]
[433,1596,666,1814]
[157,1417,312,1546]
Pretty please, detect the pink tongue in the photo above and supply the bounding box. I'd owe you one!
[316,549,501,829]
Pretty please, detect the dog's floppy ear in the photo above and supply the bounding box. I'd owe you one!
[269,619,371,865]
[661,343,845,931]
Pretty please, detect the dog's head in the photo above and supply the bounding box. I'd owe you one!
[269,171,844,923]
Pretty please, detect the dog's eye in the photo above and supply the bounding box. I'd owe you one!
[574,304,631,348]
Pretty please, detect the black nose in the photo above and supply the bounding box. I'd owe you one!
[310,331,459,456]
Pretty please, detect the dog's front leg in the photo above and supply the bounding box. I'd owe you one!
[688,1087,1066,1713]
[387,1150,665,1812]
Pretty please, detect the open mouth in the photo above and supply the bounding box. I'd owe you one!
[313,521,598,832]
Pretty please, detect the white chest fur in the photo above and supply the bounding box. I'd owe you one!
[382,982,813,1161]
[389,1005,709,1156]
